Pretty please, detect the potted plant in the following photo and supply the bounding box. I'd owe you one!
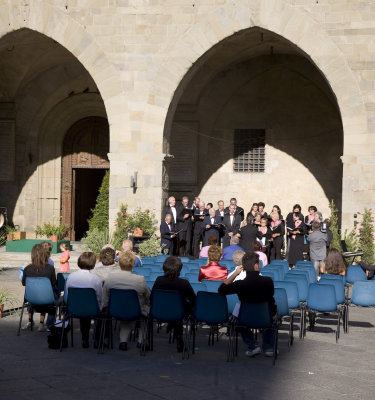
[6,225,16,241]
[0,288,19,318]
[35,217,67,242]
[138,235,166,257]
[127,208,157,238]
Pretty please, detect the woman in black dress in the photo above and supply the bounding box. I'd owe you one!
[258,217,272,258]
[246,203,259,221]
[269,212,285,261]
[287,213,306,267]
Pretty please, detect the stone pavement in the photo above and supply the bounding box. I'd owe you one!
[1,301,375,399]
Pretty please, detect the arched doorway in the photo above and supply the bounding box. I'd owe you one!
[163,28,343,218]
[62,117,109,240]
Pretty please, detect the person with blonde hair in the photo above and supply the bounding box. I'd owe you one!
[198,245,228,281]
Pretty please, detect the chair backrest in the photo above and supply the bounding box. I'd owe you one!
[66,288,101,318]
[306,283,337,312]
[274,288,289,317]
[319,278,345,304]
[156,254,169,263]
[351,281,375,306]
[57,273,70,293]
[201,280,223,292]
[270,260,289,275]
[289,269,311,283]
[346,265,367,284]
[295,260,313,269]
[198,258,208,266]
[133,267,152,277]
[194,291,228,324]
[284,274,309,301]
[141,257,156,263]
[184,272,200,284]
[146,280,154,290]
[226,293,240,315]
[25,277,55,305]
[149,272,163,282]
[294,266,316,283]
[180,257,190,263]
[260,270,277,281]
[263,266,283,281]
[191,282,207,294]
[108,289,142,320]
[274,280,300,309]
[321,273,346,285]
[220,260,235,271]
[150,289,185,321]
[238,302,273,329]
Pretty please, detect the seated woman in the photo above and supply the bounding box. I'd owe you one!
[252,241,268,267]
[320,248,346,276]
[198,245,228,281]
[65,252,103,348]
[199,235,217,259]
[152,256,196,352]
[356,257,375,279]
[22,243,58,331]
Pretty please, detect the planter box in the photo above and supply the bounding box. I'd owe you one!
[129,235,150,253]
[13,231,26,240]
[6,239,71,253]
[25,232,37,239]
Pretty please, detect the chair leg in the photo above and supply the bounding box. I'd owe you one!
[336,312,340,343]
[98,318,106,354]
[192,322,196,355]
[70,317,74,347]
[346,304,350,333]
[59,315,67,352]
[17,302,26,336]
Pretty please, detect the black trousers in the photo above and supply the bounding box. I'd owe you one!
[270,236,283,261]
[359,261,375,278]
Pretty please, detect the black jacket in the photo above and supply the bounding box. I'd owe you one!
[239,224,262,252]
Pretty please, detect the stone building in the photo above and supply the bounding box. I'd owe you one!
[0,0,374,239]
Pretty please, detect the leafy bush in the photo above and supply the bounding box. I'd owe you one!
[6,225,16,234]
[138,235,165,258]
[82,228,117,258]
[113,204,129,249]
[328,200,341,251]
[35,217,67,239]
[342,228,359,253]
[358,208,375,264]
[88,170,109,231]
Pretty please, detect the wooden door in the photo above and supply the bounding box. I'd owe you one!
[61,117,109,240]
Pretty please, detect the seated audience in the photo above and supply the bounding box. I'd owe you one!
[92,245,119,281]
[198,245,228,281]
[121,239,142,268]
[41,241,54,267]
[222,236,244,260]
[227,250,246,281]
[357,258,375,279]
[219,251,277,357]
[102,252,150,351]
[320,248,346,276]
[152,257,196,352]
[22,243,58,331]
[65,252,102,348]
[199,235,217,258]
[252,241,268,267]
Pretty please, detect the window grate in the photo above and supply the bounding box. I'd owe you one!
[233,129,265,173]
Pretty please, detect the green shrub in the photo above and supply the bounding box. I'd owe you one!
[88,170,109,231]
[328,200,341,251]
[358,208,375,264]
[138,235,165,258]
[82,228,116,258]
[342,228,359,253]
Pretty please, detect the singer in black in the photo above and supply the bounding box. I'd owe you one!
[269,212,285,261]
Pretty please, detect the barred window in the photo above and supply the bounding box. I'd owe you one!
[233,129,265,173]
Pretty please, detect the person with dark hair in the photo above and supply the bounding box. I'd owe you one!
[176,196,193,257]
[152,256,196,352]
[286,204,303,230]
[192,201,208,258]
[206,202,213,209]
[271,205,283,221]
[287,212,306,267]
[202,207,222,246]
[239,215,261,252]
[40,241,54,267]
[225,198,244,221]
[258,202,267,218]
[305,206,317,232]
[246,203,259,221]
[65,252,102,348]
[199,235,218,258]
[253,241,268,267]
[22,243,58,331]
[219,251,277,357]
[321,249,346,276]
[269,212,285,261]
[198,245,228,281]
[160,213,176,255]
[253,212,262,228]
[307,221,328,276]
[93,245,119,281]
[222,204,241,247]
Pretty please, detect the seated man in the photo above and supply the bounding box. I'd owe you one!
[121,239,142,268]
[198,245,228,282]
[92,245,119,282]
[102,252,150,351]
[219,251,277,357]
[222,236,244,260]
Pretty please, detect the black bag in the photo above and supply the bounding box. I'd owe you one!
[47,323,69,349]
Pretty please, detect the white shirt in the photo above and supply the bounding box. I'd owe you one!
[230,215,234,225]
[220,210,224,217]
[170,206,176,223]
[65,269,103,307]
[211,218,214,224]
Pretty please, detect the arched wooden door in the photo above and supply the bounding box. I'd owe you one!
[62,117,109,240]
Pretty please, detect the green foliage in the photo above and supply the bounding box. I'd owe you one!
[343,228,359,253]
[358,208,375,264]
[82,228,117,258]
[88,170,109,231]
[6,225,16,234]
[35,217,67,239]
[113,204,129,249]
[0,287,19,315]
[328,199,341,251]
[138,235,165,258]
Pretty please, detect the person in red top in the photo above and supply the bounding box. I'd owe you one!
[198,245,228,282]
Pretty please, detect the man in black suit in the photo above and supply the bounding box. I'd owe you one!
[215,200,226,221]
[222,204,241,248]
[202,207,222,246]
[176,196,193,257]
[192,201,207,258]
[192,196,200,214]
[239,215,262,252]
[160,214,176,255]
[162,196,177,225]
[224,198,244,222]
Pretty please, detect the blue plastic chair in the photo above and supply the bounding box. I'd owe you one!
[180,257,191,264]
[284,274,309,302]
[347,281,375,333]
[232,302,278,365]
[306,283,341,342]
[149,272,163,281]
[294,266,316,284]
[289,269,312,284]
[270,260,289,275]
[133,267,152,278]
[60,288,103,351]
[156,254,169,263]
[201,280,223,292]
[102,289,148,355]
[184,273,200,284]
[260,270,278,281]
[321,273,346,285]
[141,257,156,263]
[220,260,235,271]
[191,291,229,358]
[263,267,283,281]
[226,293,240,315]
[146,280,154,290]
[274,288,293,349]
[190,282,207,294]
[17,277,56,336]
[198,258,208,266]
[295,261,313,269]
[149,289,189,359]
[346,265,367,284]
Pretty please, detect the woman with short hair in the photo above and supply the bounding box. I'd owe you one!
[198,245,228,281]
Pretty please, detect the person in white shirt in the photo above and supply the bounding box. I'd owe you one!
[228,250,246,281]
[65,252,102,348]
